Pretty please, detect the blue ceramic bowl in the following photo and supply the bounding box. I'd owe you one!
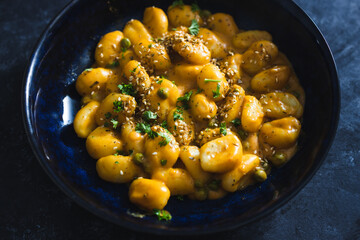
[22,0,339,235]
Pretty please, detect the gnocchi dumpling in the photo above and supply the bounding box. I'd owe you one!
[129,178,170,210]
[200,134,243,173]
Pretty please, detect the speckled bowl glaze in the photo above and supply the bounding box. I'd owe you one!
[22,0,339,235]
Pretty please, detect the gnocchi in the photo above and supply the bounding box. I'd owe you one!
[73,1,305,219]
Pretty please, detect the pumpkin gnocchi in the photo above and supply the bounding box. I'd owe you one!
[73,1,305,220]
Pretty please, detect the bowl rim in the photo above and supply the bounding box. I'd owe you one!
[22,0,340,235]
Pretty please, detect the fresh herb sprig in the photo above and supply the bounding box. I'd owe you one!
[143,111,158,121]
[153,209,172,221]
[188,19,199,35]
[118,84,136,96]
[204,79,221,83]
[177,90,193,109]
[212,83,221,98]
[113,100,124,113]
[220,122,227,136]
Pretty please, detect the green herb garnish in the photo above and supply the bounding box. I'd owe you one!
[105,112,112,119]
[188,19,200,36]
[118,84,136,96]
[220,122,227,136]
[113,100,124,113]
[231,118,241,127]
[161,120,168,129]
[135,122,151,133]
[173,107,184,121]
[114,161,119,164]
[160,159,167,166]
[110,119,119,129]
[153,209,172,221]
[135,123,158,139]
[212,83,220,98]
[143,111,158,121]
[204,79,221,83]
[177,90,193,109]
[158,131,171,147]
[84,68,93,72]
[130,63,140,73]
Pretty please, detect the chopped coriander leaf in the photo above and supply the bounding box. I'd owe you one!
[153,209,172,221]
[156,79,163,84]
[84,68,93,72]
[118,84,135,96]
[172,81,176,85]
[158,131,171,147]
[231,118,241,126]
[110,119,119,129]
[105,112,112,119]
[135,122,158,139]
[113,100,124,113]
[188,19,200,36]
[161,120,168,129]
[212,83,220,98]
[115,161,119,164]
[106,60,119,68]
[191,3,200,12]
[172,28,177,31]
[160,159,167,166]
[177,90,193,103]
[173,107,184,121]
[204,78,221,83]
[135,122,152,134]
[196,88,203,94]
[143,111,158,121]
[121,47,127,52]
[175,195,184,201]
[148,44,152,48]
[148,130,158,139]
[170,0,184,9]
[130,63,140,73]
[220,122,227,136]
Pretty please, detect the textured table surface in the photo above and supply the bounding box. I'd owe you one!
[1,0,359,239]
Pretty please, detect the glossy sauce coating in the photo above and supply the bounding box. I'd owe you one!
[74,2,305,216]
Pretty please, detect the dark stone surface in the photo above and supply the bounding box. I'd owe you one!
[0,0,358,239]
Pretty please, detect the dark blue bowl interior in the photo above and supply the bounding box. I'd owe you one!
[23,0,339,235]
